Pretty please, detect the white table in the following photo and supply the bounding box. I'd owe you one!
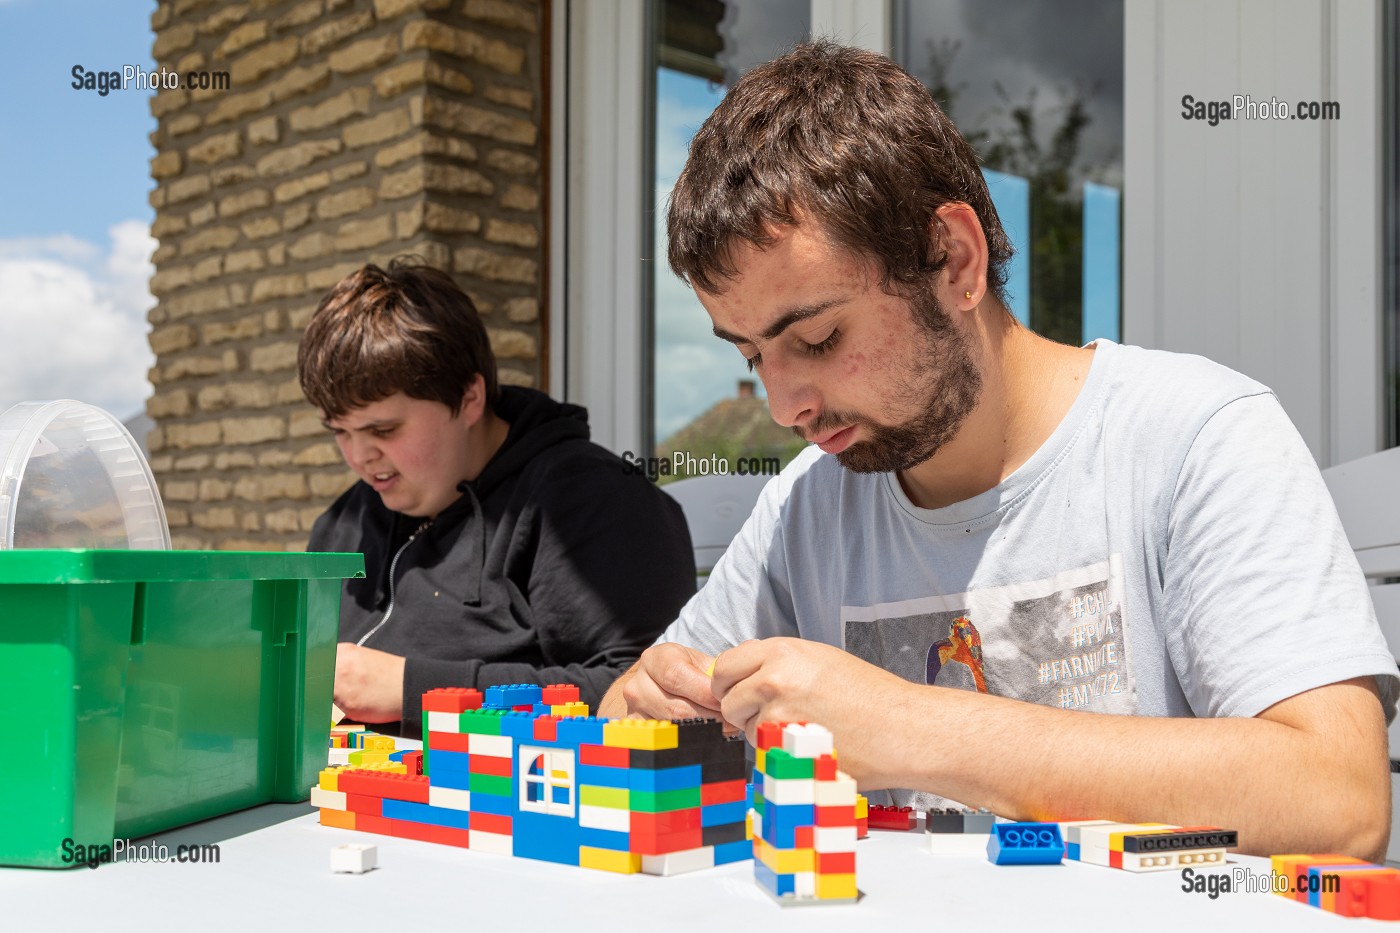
[1,803,1388,931]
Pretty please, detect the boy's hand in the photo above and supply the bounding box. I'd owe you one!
[334,642,406,723]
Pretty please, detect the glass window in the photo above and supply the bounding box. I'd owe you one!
[649,0,811,480]
[893,0,1125,347]
[519,746,575,817]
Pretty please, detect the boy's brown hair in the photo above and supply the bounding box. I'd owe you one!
[667,40,1013,306]
[297,259,499,420]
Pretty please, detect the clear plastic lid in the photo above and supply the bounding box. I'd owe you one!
[0,400,170,550]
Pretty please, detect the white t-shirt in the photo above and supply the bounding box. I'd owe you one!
[660,341,1397,803]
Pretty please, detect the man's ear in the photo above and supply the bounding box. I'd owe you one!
[458,373,489,426]
[933,202,990,310]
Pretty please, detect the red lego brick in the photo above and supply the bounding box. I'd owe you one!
[755,722,786,751]
[867,804,916,831]
[1337,872,1400,920]
[542,684,581,705]
[344,792,383,816]
[429,731,472,753]
[795,826,814,849]
[469,754,513,777]
[580,743,630,768]
[630,828,703,856]
[856,818,868,839]
[422,687,485,713]
[815,805,857,827]
[335,770,382,796]
[355,813,396,836]
[700,779,746,806]
[533,716,559,742]
[512,704,535,712]
[403,750,423,775]
[1109,848,1122,870]
[390,818,473,849]
[470,811,512,835]
[341,771,431,804]
[814,755,838,781]
[816,851,856,874]
[630,808,702,836]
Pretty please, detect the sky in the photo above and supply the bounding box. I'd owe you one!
[0,0,157,421]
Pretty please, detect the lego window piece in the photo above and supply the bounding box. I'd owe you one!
[519,745,575,817]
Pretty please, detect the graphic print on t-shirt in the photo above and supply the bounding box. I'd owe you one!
[842,556,1135,714]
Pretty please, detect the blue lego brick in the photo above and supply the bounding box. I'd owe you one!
[532,702,552,716]
[431,768,473,791]
[754,861,795,897]
[499,711,537,742]
[577,764,630,789]
[702,800,747,827]
[382,799,474,831]
[746,782,756,809]
[987,822,1065,866]
[428,749,473,773]
[578,827,631,852]
[761,803,815,849]
[714,838,753,866]
[1067,842,1080,861]
[484,683,544,710]
[512,811,581,866]
[465,788,516,816]
[556,716,608,746]
[629,764,702,793]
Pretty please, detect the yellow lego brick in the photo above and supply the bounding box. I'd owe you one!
[318,767,344,791]
[349,761,407,775]
[746,811,753,841]
[553,701,590,718]
[855,794,868,819]
[364,735,396,751]
[580,846,642,874]
[580,785,630,809]
[348,750,392,766]
[319,808,356,830]
[755,748,767,773]
[602,719,679,751]
[754,837,815,874]
[816,873,858,900]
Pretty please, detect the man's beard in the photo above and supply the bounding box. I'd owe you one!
[804,290,983,474]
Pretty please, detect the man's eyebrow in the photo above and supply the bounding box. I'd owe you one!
[712,299,846,345]
[323,418,399,431]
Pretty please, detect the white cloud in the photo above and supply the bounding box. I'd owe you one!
[0,220,155,420]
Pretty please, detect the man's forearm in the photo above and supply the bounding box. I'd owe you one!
[878,678,1389,860]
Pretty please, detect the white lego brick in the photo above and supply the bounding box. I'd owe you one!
[750,809,762,841]
[1120,847,1227,873]
[782,723,834,759]
[1059,819,1117,847]
[467,733,513,757]
[794,871,816,898]
[812,826,858,853]
[813,776,857,807]
[1078,843,1111,867]
[579,804,631,832]
[426,711,461,734]
[330,843,377,873]
[641,846,716,876]
[327,748,352,766]
[468,830,513,856]
[310,787,347,810]
[428,786,472,811]
[763,773,815,806]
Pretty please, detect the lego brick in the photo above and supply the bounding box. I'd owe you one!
[402,750,423,775]
[553,701,590,717]
[467,732,514,757]
[714,838,752,866]
[429,749,473,774]
[579,803,631,832]
[630,828,704,856]
[355,813,397,836]
[815,873,858,901]
[327,748,352,766]
[763,773,816,806]
[499,711,538,742]
[469,811,512,835]
[1118,847,1226,873]
[762,748,815,780]
[532,716,559,742]
[319,807,356,830]
[318,767,344,792]
[987,822,1065,865]
[755,722,786,751]
[1270,854,1356,898]
[816,850,856,874]
[701,779,747,806]
[556,716,608,746]
[867,805,917,831]
[459,709,506,736]
[699,758,749,784]
[310,787,347,810]
[1306,864,1385,909]
[754,836,815,874]
[630,807,702,836]
[702,800,748,827]
[431,768,473,792]
[603,719,680,751]
[343,771,431,804]
[795,871,816,899]
[642,846,716,876]
[468,753,513,777]
[782,722,834,759]
[813,775,857,807]
[468,773,512,796]
[542,683,581,705]
[577,763,631,788]
[330,843,377,873]
[344,793,384,816]
[1336,869,1400,920]
[422,686,485,713]
[579,785,630,810]
[761,803,816,848]
[814,805,857,828]
[389,817,472,849]
[484,683,544,709]
[962,810,996,833]
[1122,828,1238,853]
[468,830,514,856]
[925,809,965,834]
[629,764,702,792]
[795,826,813,848]
[580,743,631,768]
[754,861,796,898]
[426,710,463,734]
[814,755,838,781]
[464,786,515,815]
[513,812,582,865]
[382,798,472,831]
[1058,819,1116,851]
[579,826,631,851]
[811,825,858,854]
[427,786,472,811]
[702,821,748,847]
[629,786,703,813]
[429,731,472,753]
[580,845,642,874]
[1077,822,1175,854]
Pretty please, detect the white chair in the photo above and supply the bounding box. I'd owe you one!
[662,473,771,586]
[1322,445,1400,862]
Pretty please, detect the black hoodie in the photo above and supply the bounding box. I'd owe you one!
[307,386,696,736]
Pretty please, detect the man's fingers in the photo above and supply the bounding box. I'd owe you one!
[709,638,768,700]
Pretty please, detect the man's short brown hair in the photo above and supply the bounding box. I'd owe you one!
[297,259,499,420]
[667,40,1013,305]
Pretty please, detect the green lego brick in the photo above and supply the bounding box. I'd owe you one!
[629,786,702,813]
[468,773,511,796]
[762,748,814,779]
[580,785,630,809]
[458,709,505,735]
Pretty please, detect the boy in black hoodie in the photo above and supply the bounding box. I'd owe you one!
[300,260,696,737]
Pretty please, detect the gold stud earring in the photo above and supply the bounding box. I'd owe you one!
[964,290,973,300]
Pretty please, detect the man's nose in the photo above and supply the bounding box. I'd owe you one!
[760,356,818,431]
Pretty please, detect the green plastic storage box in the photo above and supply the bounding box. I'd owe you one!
[0,548,364,868]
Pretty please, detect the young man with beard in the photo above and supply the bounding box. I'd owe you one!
[599,41,1397,859]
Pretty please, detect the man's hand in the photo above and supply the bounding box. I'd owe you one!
[334,642,406,723]
[710,637,918,784]
[598,642,724,721]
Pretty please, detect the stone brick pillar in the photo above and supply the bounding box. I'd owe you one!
[145,0,545,550]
